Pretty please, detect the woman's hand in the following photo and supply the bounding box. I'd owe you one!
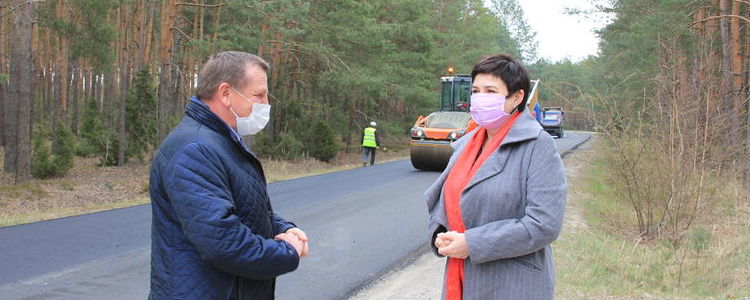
[434,234,450,249]
[436,231,469,259]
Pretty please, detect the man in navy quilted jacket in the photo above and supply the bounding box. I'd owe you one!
[149,51,308,300]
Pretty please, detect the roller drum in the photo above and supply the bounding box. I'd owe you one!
[410,142,454,171]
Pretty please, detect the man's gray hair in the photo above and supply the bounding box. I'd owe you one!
[196,51,270,101]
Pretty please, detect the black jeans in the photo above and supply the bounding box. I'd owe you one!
[362,147,376,166]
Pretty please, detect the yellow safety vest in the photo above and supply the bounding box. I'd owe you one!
[362,127,377,147]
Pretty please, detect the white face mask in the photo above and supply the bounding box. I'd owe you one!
[229,87,271,136]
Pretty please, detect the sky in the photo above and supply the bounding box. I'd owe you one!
[514,0,610,62]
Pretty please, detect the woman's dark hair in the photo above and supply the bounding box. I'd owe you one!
[470,54,530,112]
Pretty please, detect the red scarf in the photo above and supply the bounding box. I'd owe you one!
[442,112,520,300]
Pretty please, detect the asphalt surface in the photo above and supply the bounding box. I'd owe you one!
[0,131,591,300]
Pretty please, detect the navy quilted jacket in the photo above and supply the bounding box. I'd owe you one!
[149,97,299,300]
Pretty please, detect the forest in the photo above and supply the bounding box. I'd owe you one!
[1,0,749,204]
[0,0,546,183]
[1,0,749,296]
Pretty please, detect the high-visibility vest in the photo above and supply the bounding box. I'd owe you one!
[362,127,377,147]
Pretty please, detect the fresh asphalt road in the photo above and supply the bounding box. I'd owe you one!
[0,131,591,300]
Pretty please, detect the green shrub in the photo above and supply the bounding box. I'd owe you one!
[32,133,56,179]
[52,125,75,174]
[251,132,303,160]
[307,121,339,162]
[31,126,75,178]
[690,226,711,254]
[272,132,303,160]
[96,130,120,166]
[75,139,97,157]
[125,69,157,161]
[78,97,122,166]
[249,132,272,157]
[79,97,105,159]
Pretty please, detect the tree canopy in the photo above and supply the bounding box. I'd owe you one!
[1,0,532,180]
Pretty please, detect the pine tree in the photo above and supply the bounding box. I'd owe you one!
[31,133,55,179]
[125,69,157,161]
[31,126,74,178]
[308,121,339,162]
[51,125,75,175]
[78,98,104,157]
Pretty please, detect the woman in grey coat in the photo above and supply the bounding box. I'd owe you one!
[426,54,567,300]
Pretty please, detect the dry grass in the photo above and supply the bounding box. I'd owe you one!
[263,146,409,182]
[0,146,409,228]
[555,135,750,299]
[0,154,152,228]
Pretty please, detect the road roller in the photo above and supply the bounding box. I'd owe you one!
[409,75,540,171]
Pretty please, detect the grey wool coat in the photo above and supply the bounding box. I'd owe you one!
[426,109,567,300]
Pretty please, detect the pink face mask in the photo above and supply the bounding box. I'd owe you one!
[470,93,511,129]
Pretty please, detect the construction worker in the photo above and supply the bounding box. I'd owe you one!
[361,121,381,167]
[533,102,542,123]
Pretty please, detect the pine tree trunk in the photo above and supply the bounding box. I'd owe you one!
[65,63,74,129]
[90,72,97,107]
[157,0,177,143]
[691,3,705,99]
[54,0,69,132]
[0,2,6,148]
[730,2,743,89]
[171,24,182,113]
[720,0,733,151]
[43,26,51,126]
[4,0,18,174]
[59,41,69,125]
[707,0,721,111]
[198,0,204,40]
[72,61,81,135]
[730,1,743,143]
[212,2,221,43]
[134,0,146,72]
[144,0,156,68]
[29,15,38,140]
[105,70,117,130]
[10,0,34,183]
[52,61,61,138]
[84,67,92,102]
[745,2,750,201]
[118,3,130,166]
[33,18,45,129]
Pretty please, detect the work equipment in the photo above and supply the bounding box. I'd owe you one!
[541,107,564,138]
[409,74,540,171]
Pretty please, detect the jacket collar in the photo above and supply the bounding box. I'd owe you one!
[185,96,256,156]
[443,109,543,191]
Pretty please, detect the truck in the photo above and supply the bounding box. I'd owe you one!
[541,106,564,138]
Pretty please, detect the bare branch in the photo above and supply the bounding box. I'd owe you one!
[171,27,193,41]
[0,0,45,20]
[689,14,750,26]
[176,2,225,8]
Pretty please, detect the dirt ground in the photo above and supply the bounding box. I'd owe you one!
[0,154,151,227]
[0,145,409,227]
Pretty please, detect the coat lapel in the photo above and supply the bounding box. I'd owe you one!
[424,129,475,203]
[465,149,511,191]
